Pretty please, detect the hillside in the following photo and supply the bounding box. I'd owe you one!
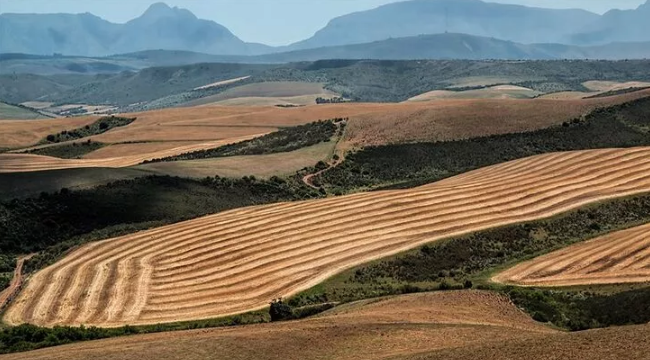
[288,0,599,50]
[7,146,650,327]
[6,33,650,78]
[493,222,650,287]
[8,59,650,107]
[0,3,271,56]
[1,291,558,360]
[571,1,650,45]
[264,34,650,62]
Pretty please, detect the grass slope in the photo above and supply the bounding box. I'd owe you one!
[0,102,48,120]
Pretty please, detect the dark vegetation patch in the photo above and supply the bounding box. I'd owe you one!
[41,116,135,144]
[317,96,650,192]
[0,255,15,293]
[506,286,650,331]
[145,119,343,163]
[0,167,153,201]
[23,140,104,159]
[584,86,650,99]
[0,175,320,273]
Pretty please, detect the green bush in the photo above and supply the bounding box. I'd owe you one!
[269,299,294,322]
[42,116,135,144]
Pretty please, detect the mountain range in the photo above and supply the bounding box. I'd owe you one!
[1,0,650,57]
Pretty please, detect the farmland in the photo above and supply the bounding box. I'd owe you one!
[7,147,650,327]
[136,141,336,179]
[3,291,650,360]
[3,57,650,359]
[0,135,264,173]
[494,222,650,287]
[0,291,556,360]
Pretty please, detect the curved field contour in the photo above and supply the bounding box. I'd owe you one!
[493,222,650,287]
[7,147,650,327]
[0,134,265,173]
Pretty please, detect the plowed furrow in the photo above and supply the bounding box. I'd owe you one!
[8,147,650,327]
[152,149,649,271]
[494,222,650,287]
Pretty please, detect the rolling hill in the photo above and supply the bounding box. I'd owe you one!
[5,58,650,108]
[494,222,650,287]
[7,146,650,327]
[571,0,650,45]
[2,291,559,360]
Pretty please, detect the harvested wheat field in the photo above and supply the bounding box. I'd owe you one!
[343,89,650,148]
[493,222,650,287]
[0,135,264,173]
[405,85,542,102]
[0,117,97,149]
[181,81,338,107]
[1,291,556,360]
[8,147,650,327]
[135,141,336,179]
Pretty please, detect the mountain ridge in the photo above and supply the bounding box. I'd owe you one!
[0,2,271,56]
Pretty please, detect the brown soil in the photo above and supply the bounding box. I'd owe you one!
[7,147,650,327]
[1,291,556,360]
[400,324,650,360]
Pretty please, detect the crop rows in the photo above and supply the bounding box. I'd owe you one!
[0,135,265,173]
[494,222,650,287]
[7,147,650,327]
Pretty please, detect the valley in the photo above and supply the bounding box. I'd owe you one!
[2,0,650,358]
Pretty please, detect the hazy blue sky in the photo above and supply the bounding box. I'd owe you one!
[0,0,646,45]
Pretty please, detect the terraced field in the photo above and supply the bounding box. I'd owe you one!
[0,135,265,173]
[7,147,650,327]
[493,222,650,287]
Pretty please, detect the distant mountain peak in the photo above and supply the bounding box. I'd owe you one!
[140,2,194,20]
[143,2,172,16]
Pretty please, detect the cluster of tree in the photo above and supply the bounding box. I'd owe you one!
[25,140,104,159]
[43,116,135,144]
[318,97,650,192]
[269,299,335,322]
[145,119,343,163]
[315,97,347,104]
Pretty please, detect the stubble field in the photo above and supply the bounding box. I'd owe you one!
[7,147,650,327]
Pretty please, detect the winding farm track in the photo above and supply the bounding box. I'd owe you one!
[0,254,35,311]
[493,222,650,287]
[8,147,650,327]
[0,134,266,173]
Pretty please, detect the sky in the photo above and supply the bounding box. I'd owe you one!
[0,0,646,45]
